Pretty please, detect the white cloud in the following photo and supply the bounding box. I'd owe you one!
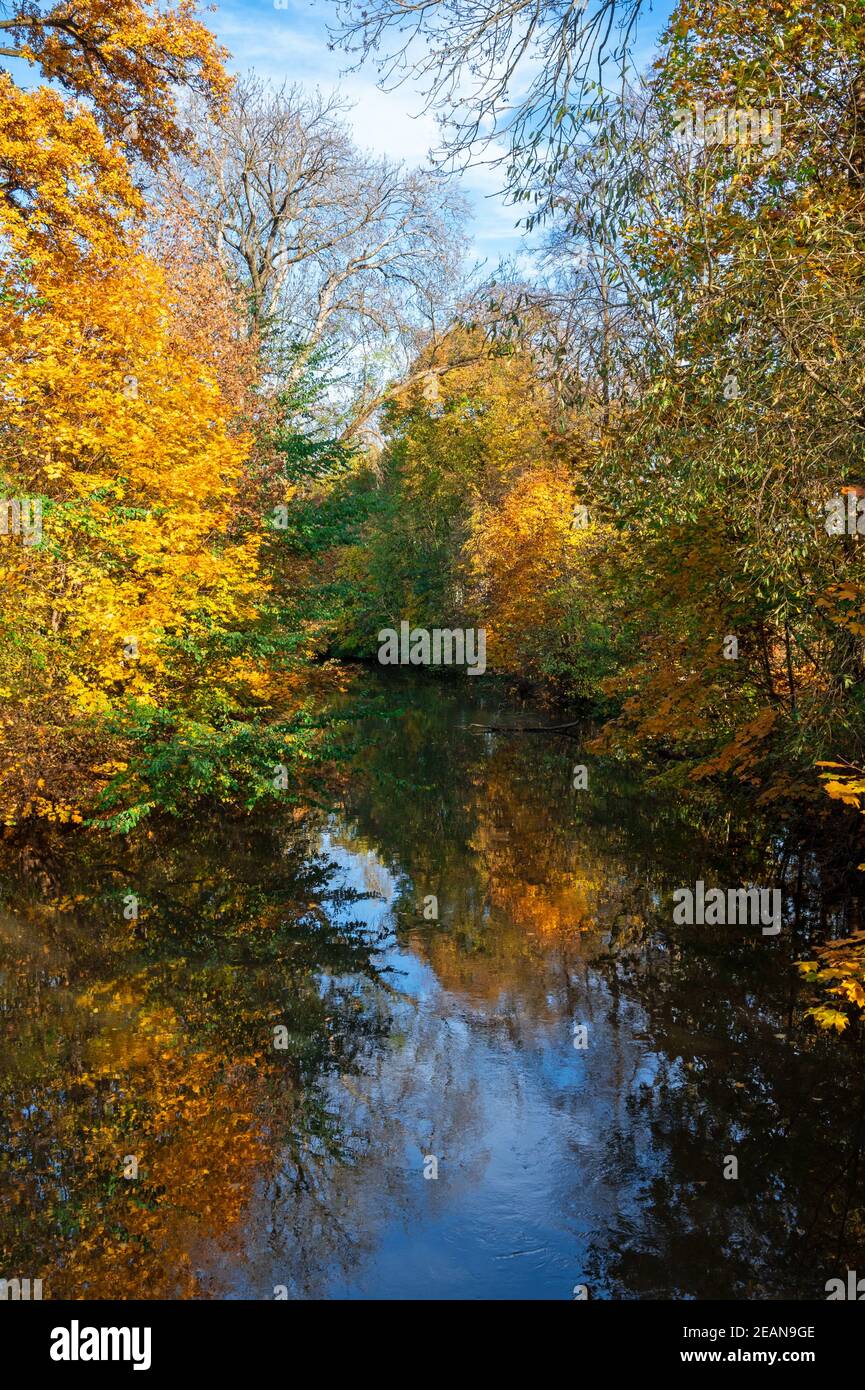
[207,0,672,266]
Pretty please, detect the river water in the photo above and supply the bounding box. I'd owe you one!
[2,673,864,1299]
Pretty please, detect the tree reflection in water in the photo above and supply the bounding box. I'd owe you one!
[2,673,865,1299]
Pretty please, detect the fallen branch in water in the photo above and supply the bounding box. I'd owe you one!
[466,720,582,734]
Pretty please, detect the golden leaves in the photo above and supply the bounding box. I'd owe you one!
[0,40,262,823]
[797,931,865,1032]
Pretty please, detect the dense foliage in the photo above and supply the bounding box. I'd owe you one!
[2,0,865,1027]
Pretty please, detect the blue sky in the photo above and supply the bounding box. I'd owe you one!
[205,0,679,267]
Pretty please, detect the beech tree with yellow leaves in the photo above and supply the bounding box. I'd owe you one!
[0,3,290,827]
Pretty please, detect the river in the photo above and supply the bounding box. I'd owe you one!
[2,672,864,1299]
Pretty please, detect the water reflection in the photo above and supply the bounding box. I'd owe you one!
[2,674,865,1299]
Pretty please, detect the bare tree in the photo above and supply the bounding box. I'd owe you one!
[536,87,674,416]
[169,75,468,426]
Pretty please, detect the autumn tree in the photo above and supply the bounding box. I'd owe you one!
[0,1,302,826]
[0,0,230,165]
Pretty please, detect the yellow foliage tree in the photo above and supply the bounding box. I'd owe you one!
[0,16,264,824]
